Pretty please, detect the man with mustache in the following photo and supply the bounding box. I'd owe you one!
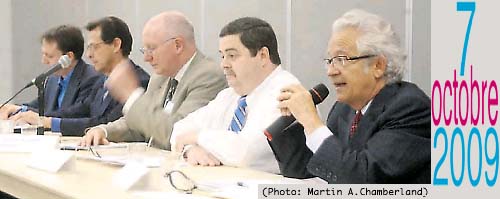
[171,17,301,173]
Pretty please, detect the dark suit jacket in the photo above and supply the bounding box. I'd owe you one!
[49,61,150,136]
[268,81,431,183]
[24,59,102,116]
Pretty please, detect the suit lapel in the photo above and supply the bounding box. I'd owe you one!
[61,60,85,108]
[337,112,351,144]
[350,83,399,145]
[170,51,202,110]
[95,87,112,116]
[44,77,59,113]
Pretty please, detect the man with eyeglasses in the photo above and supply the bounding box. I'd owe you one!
[4,17,150,136]
[80,11,226,149]
[0,25,102,130]
[269,9,431,183]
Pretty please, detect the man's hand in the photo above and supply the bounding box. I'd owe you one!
[8,111,41,125]
[277,84,324,134]
[106,59,139,103]
[79,127,110,147]
[184,145,221,166]
[174,132,199,152]
[0,104,21,119]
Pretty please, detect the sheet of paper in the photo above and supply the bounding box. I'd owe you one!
[59,142,129,151]
[133,191,213,199]
[0,134,59,152]
[76,154,162,168]
[196,178,308,199]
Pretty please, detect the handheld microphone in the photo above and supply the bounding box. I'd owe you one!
[25,55,71,88]
[264,83,329,141]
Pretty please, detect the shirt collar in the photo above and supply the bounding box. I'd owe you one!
[244,65,283,105]
[173,52,196,82]
[59,67,74,85]
[359,99,372,115]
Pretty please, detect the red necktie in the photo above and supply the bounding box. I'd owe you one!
[349,111,363,138]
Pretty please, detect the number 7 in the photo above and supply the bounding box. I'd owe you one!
[457,2,475,76]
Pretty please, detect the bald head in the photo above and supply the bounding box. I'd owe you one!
[141,11,197,77]
[143,11,195,45]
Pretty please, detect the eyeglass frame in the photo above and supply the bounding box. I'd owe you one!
[89,146,101,158]
[86,41,109,52]
[324,54,376,68]
[139,37,177,55]
[164,170,197,194]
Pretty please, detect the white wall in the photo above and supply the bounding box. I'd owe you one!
[0,0,12,101]
[2,0,430,118]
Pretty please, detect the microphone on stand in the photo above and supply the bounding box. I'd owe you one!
[0,55,71,110]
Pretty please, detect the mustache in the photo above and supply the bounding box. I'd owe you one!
[224,69,235,76]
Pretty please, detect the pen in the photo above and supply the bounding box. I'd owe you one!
[60,146,86,151]
[147,136,154,148]
[237,181,249,188]
[59,143,128,151]
[8,108,22,118]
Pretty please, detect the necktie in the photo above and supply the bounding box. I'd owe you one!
[349,111,363,138]
[102,77,108,101]
[163,79,178,107]
[228,96,247,133]
[56,77,65,109]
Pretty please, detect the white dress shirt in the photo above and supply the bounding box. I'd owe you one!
[171,66,300,174]
[305,100,372,153]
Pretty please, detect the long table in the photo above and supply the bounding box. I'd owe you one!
[0,136,291,199]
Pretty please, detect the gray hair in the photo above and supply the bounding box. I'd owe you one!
[332,9,405,84]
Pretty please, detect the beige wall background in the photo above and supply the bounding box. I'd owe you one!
[0,0,430,119]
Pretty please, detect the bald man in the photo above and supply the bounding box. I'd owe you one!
[81,11,227,149]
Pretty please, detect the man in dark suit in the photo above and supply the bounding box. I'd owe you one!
[8,17,150,136]
[269,9,431,183]
[80,11,226,149]
[0,25,102,123]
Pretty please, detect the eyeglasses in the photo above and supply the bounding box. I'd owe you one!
[89,146,101,158]
[139,37,177,55]
[86,41,106,52]
[164,170,197,194]
[324,54,376,67]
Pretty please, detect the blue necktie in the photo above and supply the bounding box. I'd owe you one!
[228,96,247,133]
[56,78,65,109]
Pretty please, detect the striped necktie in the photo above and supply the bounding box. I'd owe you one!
[228,96,247,133]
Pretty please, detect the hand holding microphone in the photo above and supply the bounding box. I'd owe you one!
[265,84,329,141]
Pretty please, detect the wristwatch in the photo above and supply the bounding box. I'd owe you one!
[181,144,194,160]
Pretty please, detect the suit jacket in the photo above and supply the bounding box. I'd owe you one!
[24,59,102,116]
[49,61,150,136]
[100,51,227,149]
[268,81,431,183]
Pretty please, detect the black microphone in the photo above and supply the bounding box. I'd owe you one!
[24,55,71,88]
[264,83,329,141]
